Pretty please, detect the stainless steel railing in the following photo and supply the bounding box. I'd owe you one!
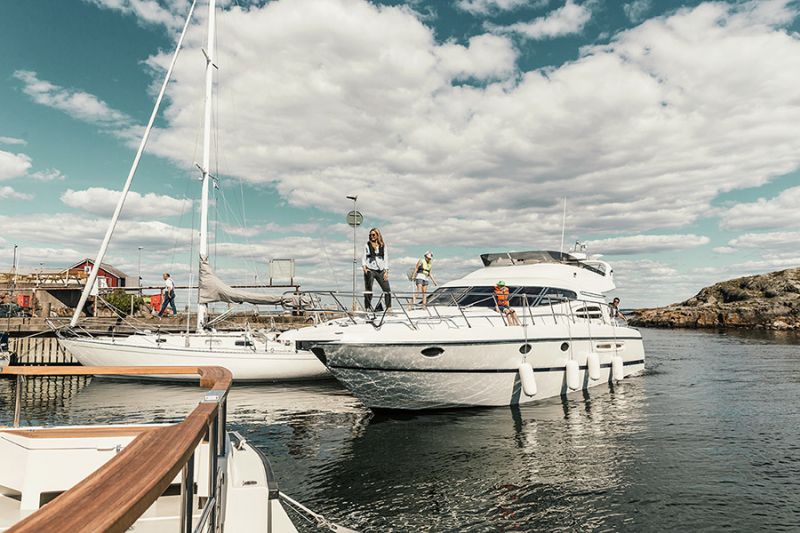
[284,289,627,331]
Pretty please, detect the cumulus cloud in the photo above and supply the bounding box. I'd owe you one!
[488,0,593,40]
[17,0,800,303]
[623,0,652,23]
[13,70,132,128]
[436,34,518,80]
[586,234,710,255]
[61,187,192,218]
[728,231,800,250]
[220,221,324,238]
[30,168,67,182]
[456,0,547,16]
[0,136,27,146]
[0,145,67,188]
[732,253,800,273]
[0,186,33,200]
[128,0,800,247]
[83,0,184,30]
[0,213,194,250]
[0,150,32,181]
[718,186,800,230]
[713,246,736,254]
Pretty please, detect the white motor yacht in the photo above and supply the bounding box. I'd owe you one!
[283,249,646,410]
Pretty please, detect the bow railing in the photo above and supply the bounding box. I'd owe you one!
[1,365,231,533]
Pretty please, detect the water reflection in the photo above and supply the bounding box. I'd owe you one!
[3,327,799,531]
[293,379,649,532]
[0,372,649,532]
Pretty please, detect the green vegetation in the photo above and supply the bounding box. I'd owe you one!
[104,290,144,316]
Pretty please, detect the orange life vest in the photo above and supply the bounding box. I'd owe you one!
[495,286,509,306]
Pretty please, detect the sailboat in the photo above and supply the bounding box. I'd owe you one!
[58,0,328,382]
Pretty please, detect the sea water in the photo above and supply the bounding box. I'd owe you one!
[1,328,799,531]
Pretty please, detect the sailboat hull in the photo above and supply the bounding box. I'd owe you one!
[60,333,330,382]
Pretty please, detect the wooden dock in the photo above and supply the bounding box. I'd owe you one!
[7,336,75,365]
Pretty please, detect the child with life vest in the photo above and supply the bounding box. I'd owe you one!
[362,228,392,311]
[494,280,520,326]
[413,251,437,307]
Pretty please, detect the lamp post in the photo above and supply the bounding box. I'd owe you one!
[10,245,17,298]
[346,195,362,311]
[137,246,143,295]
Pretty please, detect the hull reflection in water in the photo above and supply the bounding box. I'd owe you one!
[276,381,648,532]
[20,378,365,426]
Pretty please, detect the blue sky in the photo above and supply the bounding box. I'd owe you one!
[1,0,799,307]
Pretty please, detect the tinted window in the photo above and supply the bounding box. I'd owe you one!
[539,287,577,304]
[509,287,545,307]
[427,287,470,305]
[428,286,563,308]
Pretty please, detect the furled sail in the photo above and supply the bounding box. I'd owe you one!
[199,257,290,305]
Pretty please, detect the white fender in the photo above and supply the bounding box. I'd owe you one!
[611,355,624,381]
[518,362,537,396]
[566,359,580,391]
[587,352,601,381]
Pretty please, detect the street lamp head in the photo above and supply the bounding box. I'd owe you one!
[346,195,357,201]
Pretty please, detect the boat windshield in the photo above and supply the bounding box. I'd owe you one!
[427,286,577,307]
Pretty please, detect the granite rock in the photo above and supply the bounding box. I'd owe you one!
[628,267,800,330]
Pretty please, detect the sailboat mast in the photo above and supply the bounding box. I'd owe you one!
[196,0,216,331]
[68,1,198,328]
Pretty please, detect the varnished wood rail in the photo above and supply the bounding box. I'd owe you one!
[0,365,232,533]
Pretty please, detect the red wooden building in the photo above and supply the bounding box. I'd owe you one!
[66,259,130,289]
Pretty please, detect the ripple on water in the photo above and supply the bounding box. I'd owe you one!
[2,327,800,531]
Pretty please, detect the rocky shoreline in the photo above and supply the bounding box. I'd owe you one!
[628,267,800,330]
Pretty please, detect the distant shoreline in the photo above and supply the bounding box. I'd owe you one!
[627,267,799,331]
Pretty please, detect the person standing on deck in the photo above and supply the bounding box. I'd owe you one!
[413,251,436,307]
[609,297,626,321]
[362,228,391,311]
[158,272,177,317]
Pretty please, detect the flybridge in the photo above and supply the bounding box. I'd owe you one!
[479,250,608,277]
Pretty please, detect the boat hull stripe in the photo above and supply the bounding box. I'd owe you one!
[329,359,645,374]
[324,336,640,347]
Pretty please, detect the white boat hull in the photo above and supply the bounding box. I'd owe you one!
[310,324,645,409]
[60,333,329,382]
[0,426,297,532]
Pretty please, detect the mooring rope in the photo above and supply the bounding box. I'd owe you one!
[278,492,360,533]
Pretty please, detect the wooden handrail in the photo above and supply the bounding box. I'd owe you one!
[1,365,232,533]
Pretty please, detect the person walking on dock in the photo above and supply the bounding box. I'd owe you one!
[158,272,177,317]
[362,228,392,312]
[413,251,436,307]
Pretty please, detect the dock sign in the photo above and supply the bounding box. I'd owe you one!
[347,210,363,227]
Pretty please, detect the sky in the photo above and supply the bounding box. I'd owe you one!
[1,0,799,308]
